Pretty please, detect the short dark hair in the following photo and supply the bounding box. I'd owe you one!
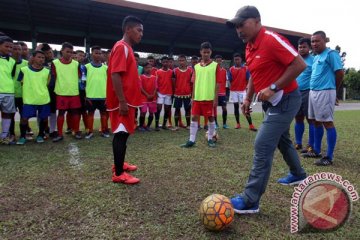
[161,56,169,61]
[91,45,101,52]
[312,31,326,40]
[168,57,174,61]
[191,55,199,60]
[143,62,151,67]
[0,35,13,44]
[122,16,143,32]
[134,52,140,58]
[147,55,155,60]
[17,41,27,47]
[61,42,73,50]
[233,52,241,58]
[76,50,85,54]
[13,42,22,46]
[298,38,311,46]
[40,43,51,52]
[214,54,222,59]
[32,50,45,57]
[200,42,212,50]
[178,54,186,59]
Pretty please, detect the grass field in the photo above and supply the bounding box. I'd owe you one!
[1,110,359,239]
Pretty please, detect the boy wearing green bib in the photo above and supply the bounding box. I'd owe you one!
[181,42,220,148]
[16,51,50,144]
[84,46,109,139]
[51,42,82,142]
[0,36,16,145]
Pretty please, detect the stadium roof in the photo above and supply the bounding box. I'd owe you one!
[0,0,310,58]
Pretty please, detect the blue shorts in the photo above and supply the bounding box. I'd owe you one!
[22,104,51,120]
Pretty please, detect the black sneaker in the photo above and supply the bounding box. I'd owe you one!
[75,132,82,139]
[49,131,58,138]
[300,145,312,154]
[295,144,302,150]
[315,156,333,166]
[65,128,72,134]
[301,149,322,158]
[52,135,64,142]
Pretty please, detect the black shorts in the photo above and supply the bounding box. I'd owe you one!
[218,96,227,107]
[173,96,191,110]
[296,90,309,118]
[86,99,106,112]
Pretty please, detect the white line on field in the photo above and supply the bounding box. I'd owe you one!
[68,142,82,169]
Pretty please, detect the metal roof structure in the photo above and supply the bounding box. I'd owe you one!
[0,0,310,58]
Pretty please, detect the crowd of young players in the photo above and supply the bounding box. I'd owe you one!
[0,32,258,146]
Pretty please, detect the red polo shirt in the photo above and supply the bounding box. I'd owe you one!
[246,27,298,94]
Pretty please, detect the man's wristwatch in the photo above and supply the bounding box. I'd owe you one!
[270,83,278,92]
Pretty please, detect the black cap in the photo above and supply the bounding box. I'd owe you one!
[226,6,260,28]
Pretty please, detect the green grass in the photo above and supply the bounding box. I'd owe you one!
[1,111,359,239]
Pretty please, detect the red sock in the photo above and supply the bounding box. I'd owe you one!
[66,112,72,130]
[57,115,65,136]
[87,113,94,133]
[71,113,81,133]
[82,112,88,130]
[100,112,108,132]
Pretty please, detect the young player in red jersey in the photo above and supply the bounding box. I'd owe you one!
[214,55,229,129]
[106,16,143,184]
[139,62,157,131]
[228,53,257,131]
[172,54,192,130]
[147,55,158,76]
[154,56,173,131]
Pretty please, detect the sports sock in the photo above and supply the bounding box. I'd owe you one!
[100,112,108,132]
[147,114,154,128]
[246,115,253,126]
[57,114,65,136]
[295,122,305,145]
[155,111,160,128]
[1,118,11,139]
[82,111,88,131]
[326,127,337,160]
[308,122,315,148]
[222,109,227,125]
[113,131,129,176]
[50,113,57,133]
[9,117,15,135]
[20,122,27,138]
[71,113,81,133]
[189,121,198,142]
[314,125,324,154]
[139,115,145,128]
[87,113,95,132]
[66,113,72,130]
[39,119,46,137]
[208,121,216,141]
[234,103,240,124]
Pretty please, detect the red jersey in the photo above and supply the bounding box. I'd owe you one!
[217,67,227,96]
[246,27,298,94]
[140,74,157,102]
[150,67,158,76]
[156,68,173,95]
[173,67,192,96]
[106,40,142,110]
[229,65,248,91]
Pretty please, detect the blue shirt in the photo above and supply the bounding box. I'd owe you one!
[296,54,313,91]
[310,48,342,90]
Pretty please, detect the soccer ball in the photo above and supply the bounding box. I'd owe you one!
[199,194,234,231]
[205,130,219,142]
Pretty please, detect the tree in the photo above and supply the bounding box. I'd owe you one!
[344,68,360,99]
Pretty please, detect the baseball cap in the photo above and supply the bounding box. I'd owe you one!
[226,6,260,28]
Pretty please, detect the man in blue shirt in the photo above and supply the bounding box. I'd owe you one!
[302,31,344,166]
[294,38,314,152]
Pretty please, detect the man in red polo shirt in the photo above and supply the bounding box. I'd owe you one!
[226,6,307,214]
[106,16,143,184]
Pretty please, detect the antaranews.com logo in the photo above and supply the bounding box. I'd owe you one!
[290,172,359,233]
